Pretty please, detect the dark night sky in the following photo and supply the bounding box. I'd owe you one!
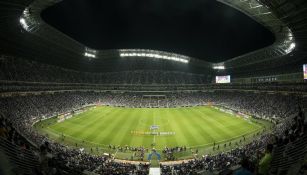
[41,0,275,62]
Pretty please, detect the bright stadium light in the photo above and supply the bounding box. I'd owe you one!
[213,66,225,70]
[289,42,296,50]
[19,17,29,31]
[20,18,26,25]
[19,7,40,32]
[288,32,294,41]
[84,52,96,58]
[119,51,189,63]
[283,28,295,54]
[84,48,97,59]
[285,42,296,54]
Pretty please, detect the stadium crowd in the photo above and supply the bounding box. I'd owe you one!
[161,113,306,175]
[99,91,299,121]
[0,90,306,175]
[0,56,208,85]
[1,56,307,94]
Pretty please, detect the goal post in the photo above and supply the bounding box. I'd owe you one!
[142,95,167,108]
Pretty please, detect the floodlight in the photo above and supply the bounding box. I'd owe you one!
[84,52,96,58]
[213,66,225,70]
[20,18,29,31]
[119,51,189,63]
[285,42,296,54]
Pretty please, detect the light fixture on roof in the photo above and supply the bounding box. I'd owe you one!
[84,48,97,58]
[19,17,31,31]
[213,65,225,70]
[19,8,39,32]
[119,50,189,63]
[285,42,296,54]
[84,52,96,58]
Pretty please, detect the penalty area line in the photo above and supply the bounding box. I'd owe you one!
[153,110,157,145]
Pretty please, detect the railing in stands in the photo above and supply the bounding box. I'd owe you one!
[270,133,307,175]
[0,137,39,174]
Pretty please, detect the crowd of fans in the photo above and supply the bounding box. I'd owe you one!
[162,107,306,175]
[0,92,150,174]
[2,56,307,92]
[162,146,187,161]
[0,56,208,84]
[0,90,305,175]
[98,91,299,121]
[1,56,307,96]
[1,81,307,93]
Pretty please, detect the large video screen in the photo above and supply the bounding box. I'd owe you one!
[216,75,231,83]
[304,64,307,80]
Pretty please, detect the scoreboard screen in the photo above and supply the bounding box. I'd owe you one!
[216,75,231,83]
[304,64,307,80]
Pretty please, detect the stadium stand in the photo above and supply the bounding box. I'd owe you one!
[1,56,307,93]
[0,90,306,174]
[0,56,209,85]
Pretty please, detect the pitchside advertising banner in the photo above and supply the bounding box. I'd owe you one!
[216,75,231,83]
[57,112,72,123]
[304,64,307,80]
[214,106,251,119]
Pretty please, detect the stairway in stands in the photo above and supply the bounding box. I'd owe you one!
[149,159,161,175]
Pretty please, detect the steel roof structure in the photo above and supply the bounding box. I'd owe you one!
[0,0,306,73]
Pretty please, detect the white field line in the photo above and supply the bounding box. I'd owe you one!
[153,110,156,144]
[47,127,110,148]
[188,127,263,148]
[187,108,264,148]
[45,108,115,148]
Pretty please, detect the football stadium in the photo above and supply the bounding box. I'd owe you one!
[0,0,307,175]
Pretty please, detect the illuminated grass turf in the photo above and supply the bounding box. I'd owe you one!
[37,106,263,152]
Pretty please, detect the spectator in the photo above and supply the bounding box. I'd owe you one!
[258,144,273,175]
[233,158,253,175]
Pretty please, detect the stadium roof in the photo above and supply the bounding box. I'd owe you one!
[0,0,306,73]
[40,0,275,63]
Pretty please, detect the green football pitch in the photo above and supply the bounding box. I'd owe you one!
[35,106,268,160]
